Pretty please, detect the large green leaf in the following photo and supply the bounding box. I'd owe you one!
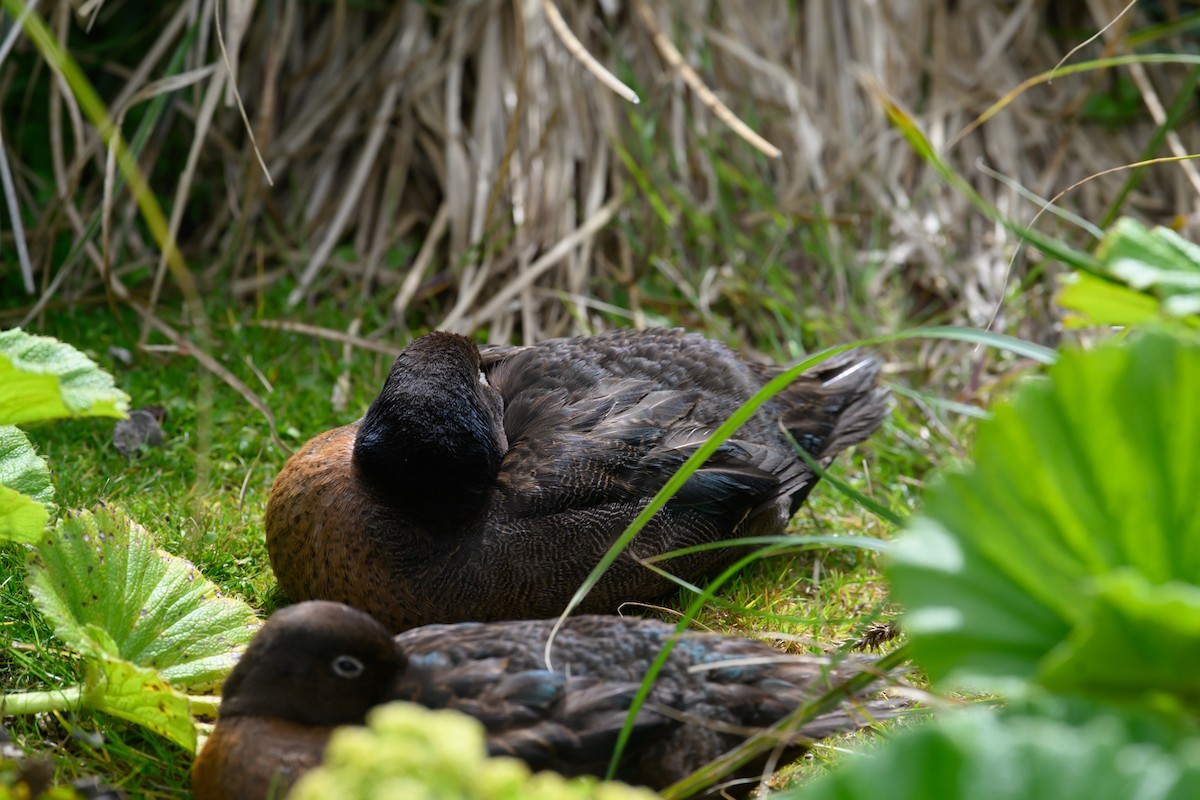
[0,425,53,543]
[1040,571,1200,711]
[26,505,261,691]
[81,627,196,752]
[887,334,1200,697]
[786,706,1200,800]
[0,328,129,425]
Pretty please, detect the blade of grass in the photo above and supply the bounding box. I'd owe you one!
[887,383,991,420]
[863,75,1101,276]
[0,120,34,292]
[20,15,202,326]
[784,431,907,528]
[1100,63,1200,229]
[6,0,203,312]
[642,534,892,563]
[950,53,1200,147]
[600,542,795,780]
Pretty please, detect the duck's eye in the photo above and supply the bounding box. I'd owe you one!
[331,655,365,678]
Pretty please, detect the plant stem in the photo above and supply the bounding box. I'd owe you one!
[1,686,83,714]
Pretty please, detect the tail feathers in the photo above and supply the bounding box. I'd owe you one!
[790,693,909,742]
[774,351,890,460]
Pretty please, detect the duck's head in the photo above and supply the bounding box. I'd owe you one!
[218,601,403,727]
[352,332,507,523]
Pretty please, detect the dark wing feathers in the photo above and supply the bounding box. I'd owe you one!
[391,615,903,788]
[486,679,669,775]
[491,375,791,521]
[483,333,885,530]
[393,620,676,775]
[588,388,699,442]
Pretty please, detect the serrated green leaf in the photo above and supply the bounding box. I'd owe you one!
[82,648,196,752]
[0,425,53,543]
[1040,571,1200,711]
[0,328,129,425]
[786,706,1200,800]
[26,505,261,692]
[887,334,1200,697]
[0,425,54,506]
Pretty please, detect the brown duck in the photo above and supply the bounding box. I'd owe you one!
[192,601,901,799]
[266,328,889,632]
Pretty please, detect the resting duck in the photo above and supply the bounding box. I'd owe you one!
[192,601,901,799]
[266,328,889,631]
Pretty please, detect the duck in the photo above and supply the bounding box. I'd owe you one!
[266,327,889,632]
[192,600,902,799]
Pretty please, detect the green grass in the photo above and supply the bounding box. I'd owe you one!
[0,297,385,795]
[0,282,966,796]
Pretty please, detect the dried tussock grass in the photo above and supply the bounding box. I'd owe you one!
[3,0,1197,353]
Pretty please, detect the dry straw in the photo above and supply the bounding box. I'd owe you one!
[3,0,1197,352]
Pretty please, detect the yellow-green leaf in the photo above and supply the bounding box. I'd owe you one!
[0,328,129,425]
[1056,272,1164,328]
[26,506,261,692]
[0,483,49,545]
[83,648,197,752]
[0,425,53,543]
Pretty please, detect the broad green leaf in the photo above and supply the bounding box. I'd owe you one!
[0,328,129,425]
[0,483,49,544]
[0,425,53,542]
[26,505,261,691]
[786,706,1200,800]
[0,425,54,506]
[887,334,1200,695]
[1097,218,1200,293]
[1056,272,1164,328]
[1040,571,1200,712]
[83,646,196,752]
[1060,218,1200,330]
[291,702,659,800]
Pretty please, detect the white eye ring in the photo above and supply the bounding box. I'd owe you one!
[332,655,365,678]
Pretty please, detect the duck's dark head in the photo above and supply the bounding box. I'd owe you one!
[352,331,507,524]
[218,601,403,727]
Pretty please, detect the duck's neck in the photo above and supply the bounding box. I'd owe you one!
[352,388,504,525]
